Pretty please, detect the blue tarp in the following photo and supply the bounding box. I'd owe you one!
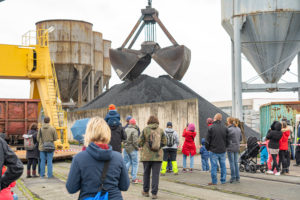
[71,118,90,142]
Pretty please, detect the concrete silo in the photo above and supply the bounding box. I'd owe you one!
[36,20,111,107]
[222,0,300,120]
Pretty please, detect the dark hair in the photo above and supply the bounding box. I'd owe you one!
[30,123,38,130]
[147,116,159,125]
[44,116,50,123]
[282,121,287,128]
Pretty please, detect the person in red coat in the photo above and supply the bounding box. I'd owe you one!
[279,121,290,174]
[182,123,197,172]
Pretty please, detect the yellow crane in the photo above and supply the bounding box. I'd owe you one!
[0,29,69,149]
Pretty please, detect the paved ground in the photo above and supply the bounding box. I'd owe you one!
[11,153,300,200]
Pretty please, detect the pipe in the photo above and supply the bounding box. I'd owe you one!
[77,66,83,107]
[298,53,300,101]
[234,0,243,120]
[231,40,236,117]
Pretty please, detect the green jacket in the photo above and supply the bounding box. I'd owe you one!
[138,123,167,161]
[124,125,139,154]
[37,123,58,151]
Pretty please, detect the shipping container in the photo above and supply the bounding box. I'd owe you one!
[0,99,39,144]
[260,101,300,138]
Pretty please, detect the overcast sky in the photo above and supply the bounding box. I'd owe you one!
[0,0,298,102]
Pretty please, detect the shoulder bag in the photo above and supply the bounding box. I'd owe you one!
[40,128,55,152]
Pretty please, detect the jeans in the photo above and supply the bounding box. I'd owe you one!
[210,152,226,184]
[123,149,139,180]
[143,161,162,195]
[289,142,295,160]
[201,157,210,171]
[40,151,54,177]
[227,152,240,181]
[183,153,194,169]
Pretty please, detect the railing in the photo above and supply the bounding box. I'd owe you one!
[22,29,49,47]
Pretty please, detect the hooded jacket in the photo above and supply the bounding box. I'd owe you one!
[266,121,282,150]
[162,128,179,149]
[182,129,197,156]
[0,138,23,191]
[226,125,242,153]
[124,125,139,154]
[279,128,290,150]
[66,143,130,200]
[109,125,126,153]
[26,129,39,159]
[105,110,121,126]
[37,123,58,152]
[205,120,229,154]
[138,123,167,161]
[200,138,209,159]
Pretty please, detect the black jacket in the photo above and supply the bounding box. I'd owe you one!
[266,121,282,149]
[205,120,229,154]
[26,129,40,159]
[109,125,127,153]
[0,138,24,191]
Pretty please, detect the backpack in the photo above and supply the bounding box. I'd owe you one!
[148,128,161,152]
[23,134,35,150]
[165,130,175,147]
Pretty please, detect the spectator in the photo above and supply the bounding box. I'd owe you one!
[139,116,166,199]
[226,117,242,183]
[182,123,197,173]
[282,118,295,160]
[123,118,141,184]
[37,116,57,178]
[279,121,290,174]
[104,104,127,153]
[206,118,213,127]
[123,115,132,129]
[26,123,39,178]
[266,121,282,175]
[161,122,179,176]
[0,137,23,193]
[66,117,130,200]
[205,113,229,185]
[200,138,210,172]
[0,166,18,200]
[260,137,268,166]
[206,118,219,172]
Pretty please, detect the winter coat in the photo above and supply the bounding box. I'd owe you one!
[200,138,209,159]
[163,128,179,149]
[26,129,39,159]
[109,125,127,153]
[0,138,23,191]
[66,143,130,200]
[266,121,282,150]
[260,145,268,163]
[279,128,290,150]
[226,125,242,153]
[205,120,229,154]
[124,124,141,136]
[105,110,121,126]
[138,123,167,162]
[0,167,15,200]
[37,123,58,152]
[124,125,139,154]
[182,129,197,156]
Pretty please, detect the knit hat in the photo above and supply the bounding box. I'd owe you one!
[109,104,116,110]
[206,118,213,125]
[126,115,132,122]
[129,118,136,125]
[167,122,172,127]
[188,123,195,132]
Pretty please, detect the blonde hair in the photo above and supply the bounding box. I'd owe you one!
[214,113,222,121]
[227,117,235,125]
[84,117,111,147]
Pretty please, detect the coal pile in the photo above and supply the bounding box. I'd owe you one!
[79,75,260,139]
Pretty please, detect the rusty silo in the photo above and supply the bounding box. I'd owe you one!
[36,19,111,107]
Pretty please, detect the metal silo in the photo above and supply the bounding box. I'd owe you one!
[103,40,112,89]
[221,0,300,120]
[36,20,111,107]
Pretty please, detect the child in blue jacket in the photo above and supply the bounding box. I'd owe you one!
[200,138,210,171]
[260,137,268,165]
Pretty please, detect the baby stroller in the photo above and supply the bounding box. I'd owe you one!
[239,137,265,173]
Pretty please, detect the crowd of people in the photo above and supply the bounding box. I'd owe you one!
[1,103,300,200]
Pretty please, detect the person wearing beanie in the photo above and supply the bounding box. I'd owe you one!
[160,122,179,176]
[123,115,141,137]
[182,123,197,172]
[205,113,229,185]
[123,118,141,184]
[104,105,126,153]
[206,118,213,127]
[200,138,210,171]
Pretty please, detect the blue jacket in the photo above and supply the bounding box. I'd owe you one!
[200,138,209,159]
[105,110,121,126]
[66,143,130,200]
[260,145,268,163]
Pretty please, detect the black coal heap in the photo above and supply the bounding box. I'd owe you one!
[79,75,259,139]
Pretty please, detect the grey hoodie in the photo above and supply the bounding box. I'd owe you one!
[163,128,179,149]
[226,125,242,153]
